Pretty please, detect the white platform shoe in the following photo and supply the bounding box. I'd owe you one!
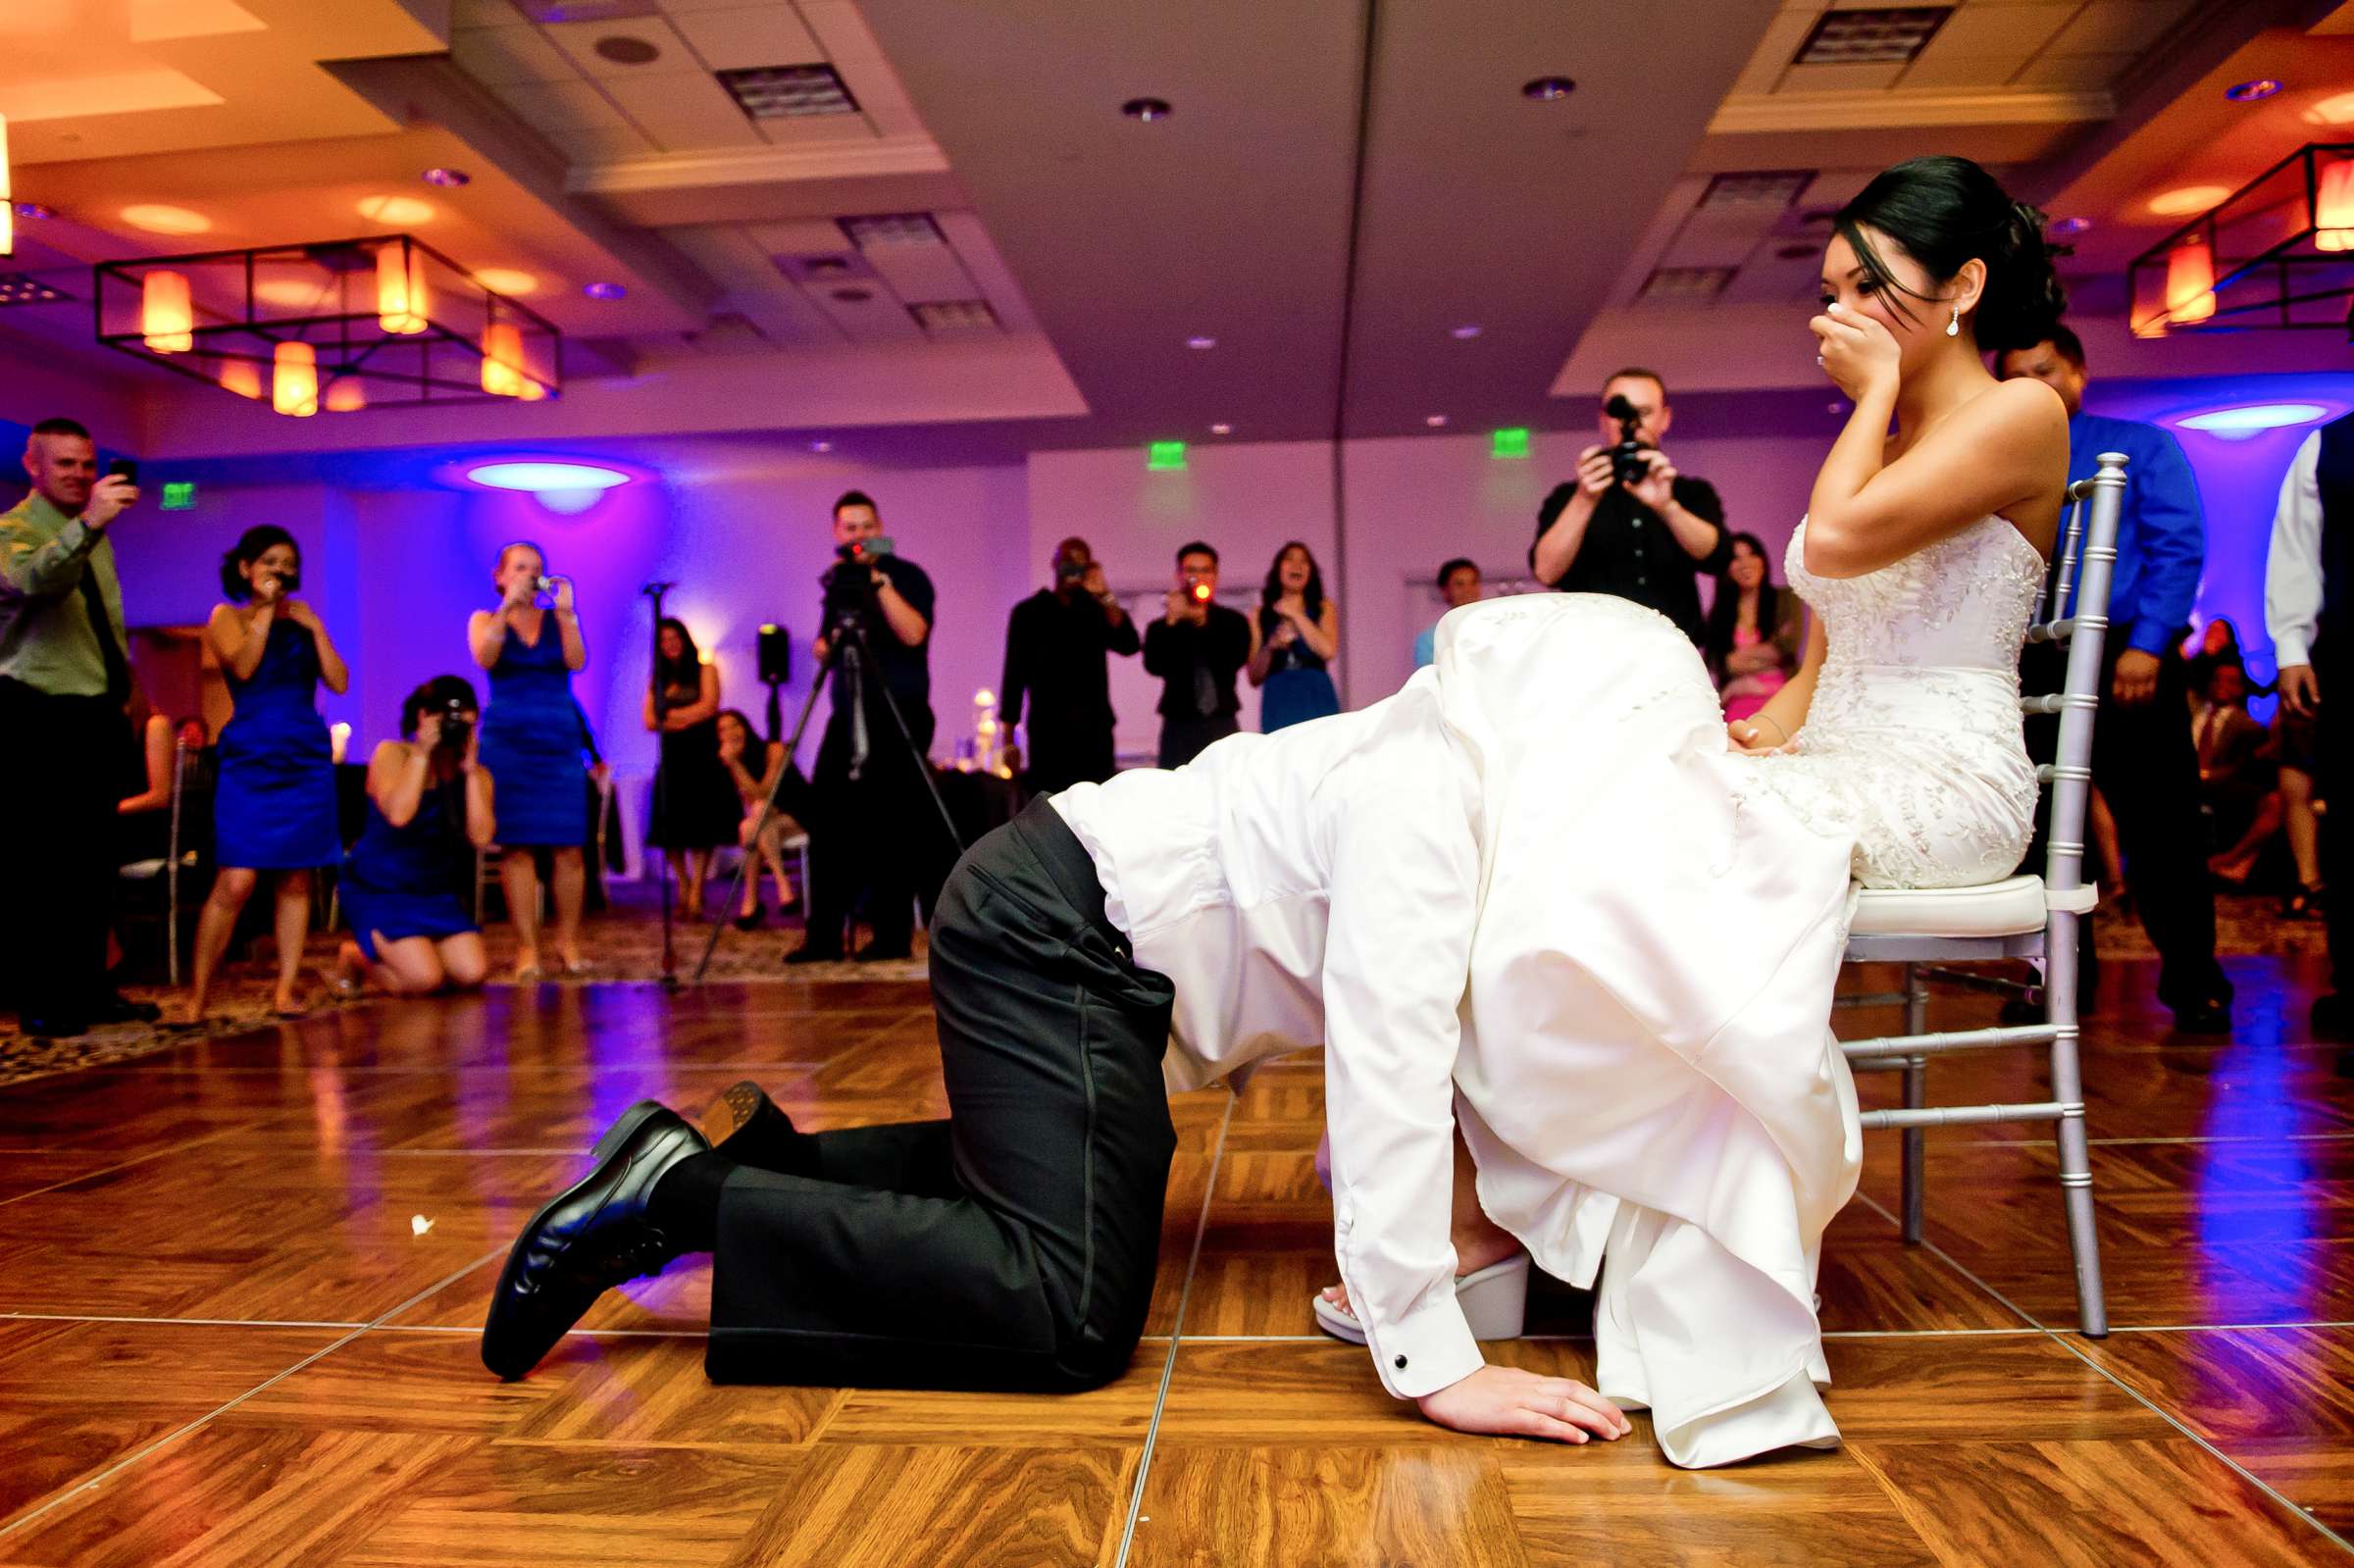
[1310,1253,1531,1345]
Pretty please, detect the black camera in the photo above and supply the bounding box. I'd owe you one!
[1604,392,1651,489]
[437,695,473,753]
[821,535,896,634]
[1054,556,1089,586]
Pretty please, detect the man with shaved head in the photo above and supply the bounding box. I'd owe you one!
[0,417,155,1037]
[1000,534,1139,795]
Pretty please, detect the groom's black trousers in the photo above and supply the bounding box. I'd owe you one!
[705,797,1178,1392]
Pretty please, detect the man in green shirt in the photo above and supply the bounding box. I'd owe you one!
[0,416,158,1036]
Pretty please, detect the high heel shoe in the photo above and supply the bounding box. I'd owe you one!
[1311,1253,1530,1346]
[733,900,765,932]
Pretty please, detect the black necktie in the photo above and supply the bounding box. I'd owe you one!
[77,566,130,706]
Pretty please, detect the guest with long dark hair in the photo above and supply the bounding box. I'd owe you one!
[644,617,739,921]
[470,540,589,981]
[1247,540,1341,732]
[1704,532,1804,724]
[333,676,496,994]
[716,707,800,930]
[180,526,347,1021]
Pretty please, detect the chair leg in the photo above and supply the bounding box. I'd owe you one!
[1902,965,1928,1243]
[2044,911,2109,1336]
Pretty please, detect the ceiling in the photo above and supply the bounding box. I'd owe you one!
[0,0,2345,467]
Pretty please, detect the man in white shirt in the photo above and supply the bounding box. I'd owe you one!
[2265,411,2354,1065]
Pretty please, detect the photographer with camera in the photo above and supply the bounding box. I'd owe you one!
[332,675,497,996]
[789,490,939,965]
[1144,540,1254,768]
[0,417,160,1037]
[1001,536,1140,796]
[1529,369,1729,646]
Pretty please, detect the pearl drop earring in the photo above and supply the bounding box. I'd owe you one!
[1946,305,1961,337]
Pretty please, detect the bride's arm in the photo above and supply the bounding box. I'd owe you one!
[1732,612,1824,752]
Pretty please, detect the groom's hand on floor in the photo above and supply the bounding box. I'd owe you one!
[1416,1364,1633,1444]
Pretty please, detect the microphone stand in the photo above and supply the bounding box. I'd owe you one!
[642,581,678,987]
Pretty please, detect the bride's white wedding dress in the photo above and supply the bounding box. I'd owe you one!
[1435,513,2044,1466]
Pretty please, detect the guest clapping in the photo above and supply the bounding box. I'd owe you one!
[1705,532,1803,724]
[180,527,348,1021]
[643,618,738,922]
[470,541,589,981]
[334,677,495,994]
[1248,541,1341,732]
[716,708,800,930]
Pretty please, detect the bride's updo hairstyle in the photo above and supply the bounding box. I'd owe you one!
[1833,155,2066,353]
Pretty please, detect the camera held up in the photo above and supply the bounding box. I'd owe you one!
[1604,393,1650,488]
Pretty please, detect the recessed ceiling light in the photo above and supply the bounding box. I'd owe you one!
[1187,334,1216,349]
[14,202,52,221]
[583,280,627,300]
[422,168,471,187]
[2305,90,2354,126]
[2149,184,2230,217]
[2225,77,2282,102]
[0,274,71,307]
[474,268,539,296]
[1209,423,1231,435]
[121,204,210,235]
[810,440,833,453]
[1451,325,1482,339]
[1522,76,1575,101]
[2175,402,2331,437]
[2050,216,2091,236]
[593,34,661,65]
[1122,97,1172,122]
[356,194,435,226]
[1425,415,1448,428]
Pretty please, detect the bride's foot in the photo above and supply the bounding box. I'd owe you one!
[1316,1231,1530,1343]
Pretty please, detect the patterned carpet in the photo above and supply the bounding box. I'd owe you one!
[0,888,2321,1087]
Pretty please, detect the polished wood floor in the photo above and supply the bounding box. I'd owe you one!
[1,955,2349,1565]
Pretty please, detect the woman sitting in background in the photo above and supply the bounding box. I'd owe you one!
[333,676,497,995]
[716,708,801,930]
[1704,531,1803,724]
[1247,540,1342,732]
[2196,658,2284,889]
[643,617,739,921]
[182,526,348,1022]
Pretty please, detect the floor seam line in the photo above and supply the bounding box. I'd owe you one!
[1114,1095,1233,1568]
[1851,1191,2354,1558]
[0,1245,505,1542]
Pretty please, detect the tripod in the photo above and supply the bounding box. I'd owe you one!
[695,611,964,982]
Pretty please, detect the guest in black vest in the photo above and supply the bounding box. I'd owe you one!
[2266,411,2354,1066]
[1143,540,1253,769]
[1529,368,1730,645]
[1000,535,1140,795]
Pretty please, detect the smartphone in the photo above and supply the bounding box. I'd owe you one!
[105,459,139,484]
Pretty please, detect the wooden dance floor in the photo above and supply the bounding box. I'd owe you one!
[0,957,2348,1565]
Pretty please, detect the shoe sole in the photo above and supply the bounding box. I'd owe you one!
[699,1081,768,1149]
[1309,1254,1532,1347]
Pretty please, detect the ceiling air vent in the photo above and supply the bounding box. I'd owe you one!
[1795,7,1952,66]
[0,274,72,307]
[1638,268,1734,304]
[1698,172,1815,213]
[840,213,945,250]
[718,64,859,120]
[910,300,1000,335]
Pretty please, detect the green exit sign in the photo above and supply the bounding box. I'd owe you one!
[160,481,196,510]
[1146,440,1187,472]
[1491,428,1531,460]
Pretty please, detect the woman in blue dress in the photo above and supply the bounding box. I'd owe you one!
[334,676,497,994]
[181,526,347,1021]
[470,540,590,980]
[1247,540,1343,733]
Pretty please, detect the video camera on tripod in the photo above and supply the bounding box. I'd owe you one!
[822,535,897,635]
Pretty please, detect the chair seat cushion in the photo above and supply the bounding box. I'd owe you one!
[1850,874,2046,938]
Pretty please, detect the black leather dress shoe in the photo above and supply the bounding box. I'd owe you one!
[482,1102,708,1381]
[88,992,163,1025]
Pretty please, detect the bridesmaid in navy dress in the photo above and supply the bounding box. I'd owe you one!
[334,676,497,994]
[1246,540,1343,733]
[182,526,348,1021]
[470,541,590,980]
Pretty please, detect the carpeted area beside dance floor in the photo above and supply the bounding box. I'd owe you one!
[0,950,2345,1563]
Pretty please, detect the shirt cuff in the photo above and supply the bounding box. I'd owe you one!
[2276,632,2313,669]
[2125,618,2175,658]
[1360,1291,1486,1401]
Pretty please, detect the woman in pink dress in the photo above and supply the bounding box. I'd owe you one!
[1706,531,1804,723]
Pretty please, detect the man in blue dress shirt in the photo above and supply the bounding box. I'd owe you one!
[1999,327,2230,1034]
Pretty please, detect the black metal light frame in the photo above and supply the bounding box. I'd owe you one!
[2124,141,2354,338]
[92,231,564,408]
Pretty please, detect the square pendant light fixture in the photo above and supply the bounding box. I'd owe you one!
[93,232,563,414]
[2124,141,2354,336]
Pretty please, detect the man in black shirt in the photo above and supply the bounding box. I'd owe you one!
[790,489,940,965]
[1143,540,1252,768]
[1001,535,1140,796]
[1529,368,1729,644]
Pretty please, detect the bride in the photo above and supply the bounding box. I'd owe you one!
[1314,153,2070,1463]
